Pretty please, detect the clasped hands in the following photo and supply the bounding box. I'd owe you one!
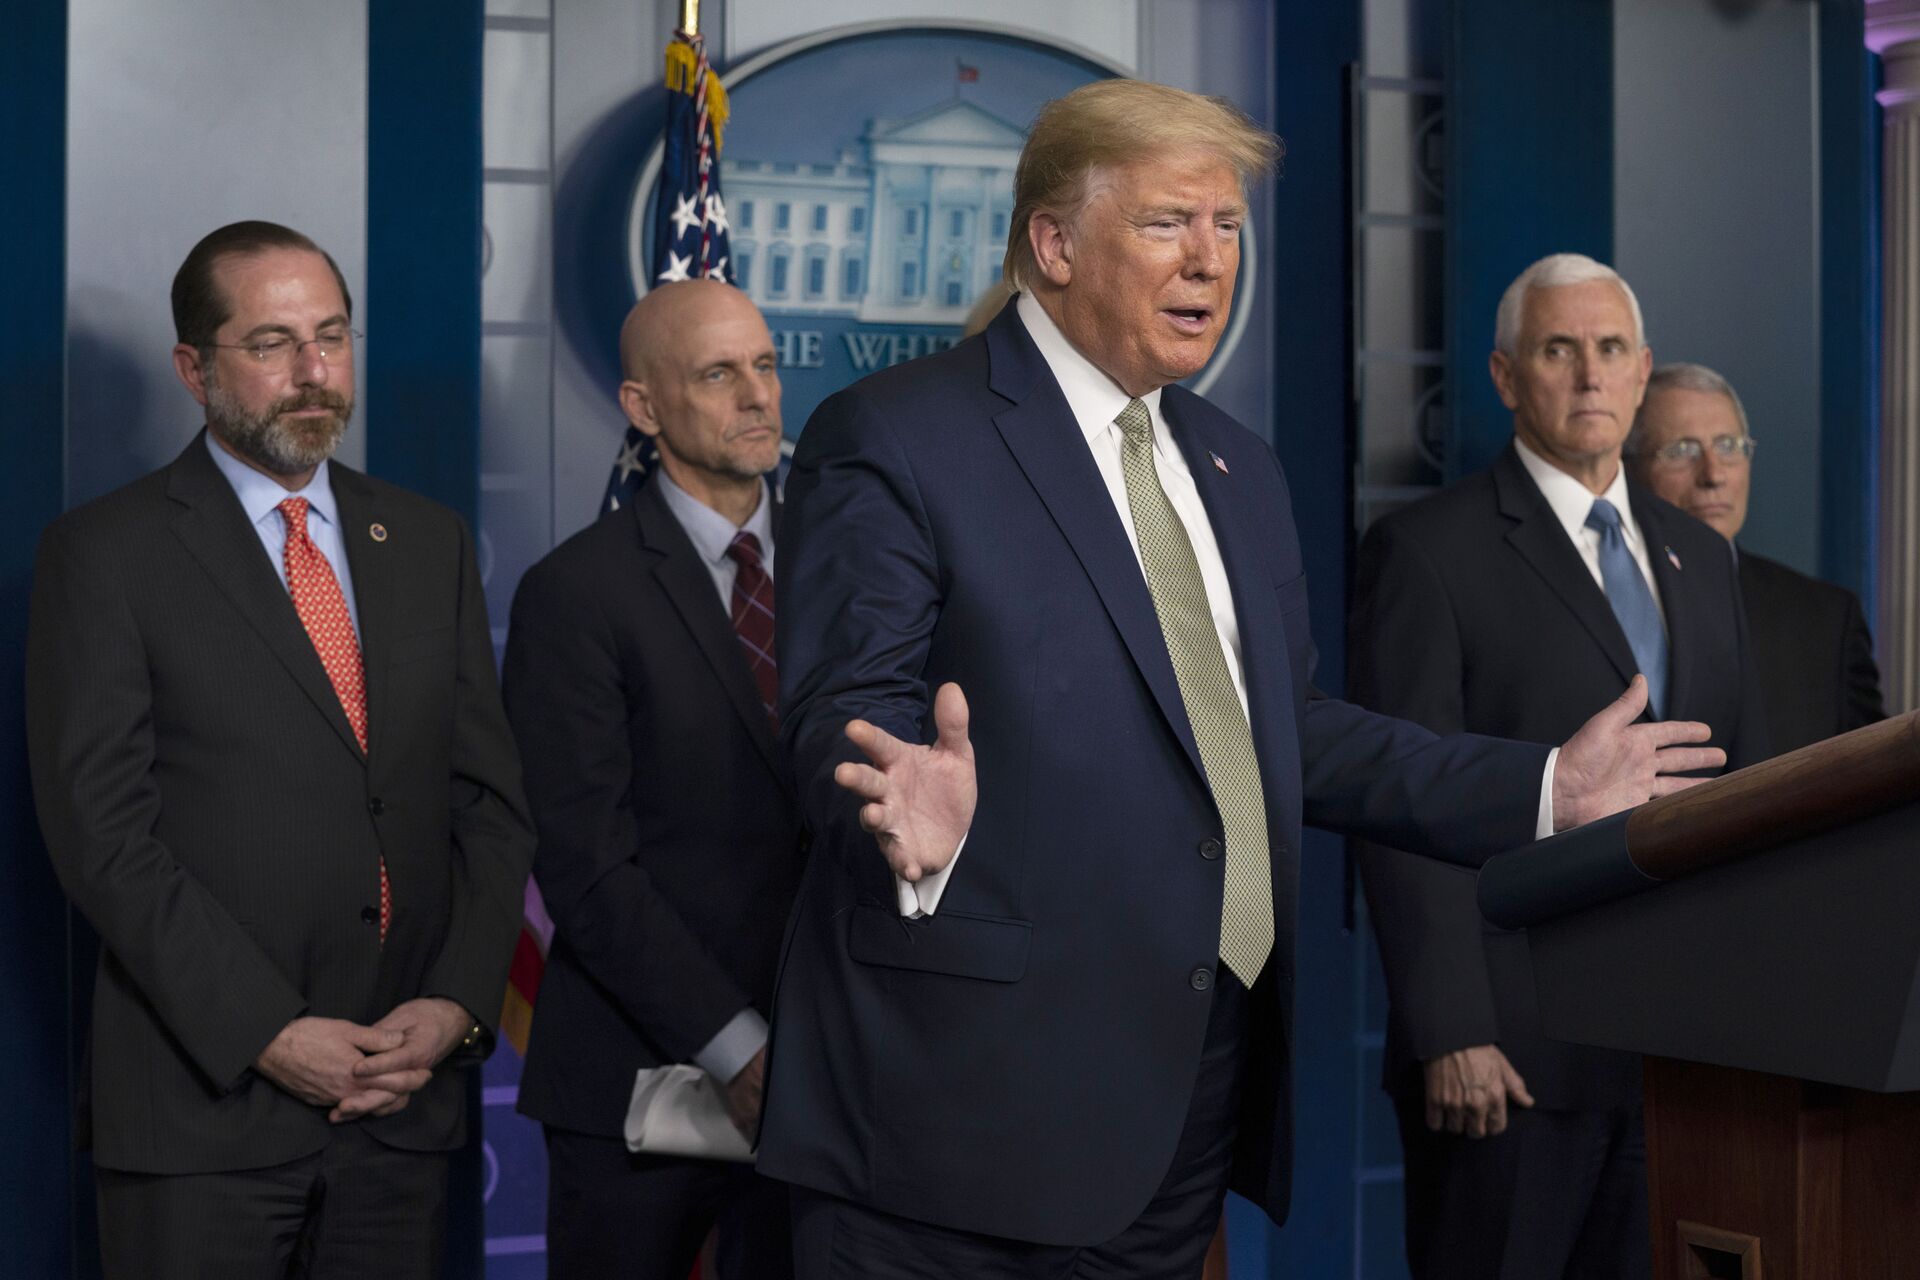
[252,996,474,1123]
[833,674,1724,872]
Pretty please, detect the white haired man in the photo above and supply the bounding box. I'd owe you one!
[1350,254,1767,1278]
[1626,362,1884,753]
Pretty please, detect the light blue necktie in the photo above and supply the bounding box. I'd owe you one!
[1584,498,1669,719]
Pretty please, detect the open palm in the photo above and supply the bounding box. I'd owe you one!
[1552,675,1726,830]
[833,682,977,882]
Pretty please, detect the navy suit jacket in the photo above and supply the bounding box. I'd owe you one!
[757,305,1548,1244]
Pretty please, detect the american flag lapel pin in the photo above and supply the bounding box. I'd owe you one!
[1210,451,1230,475]
[1666,546,1682,571]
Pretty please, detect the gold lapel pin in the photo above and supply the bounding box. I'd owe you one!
[370,523,388,543]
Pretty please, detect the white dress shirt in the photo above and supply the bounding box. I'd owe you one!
[1512,437,1666,626]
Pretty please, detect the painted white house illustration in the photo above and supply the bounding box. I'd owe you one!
[724,97,1023,325]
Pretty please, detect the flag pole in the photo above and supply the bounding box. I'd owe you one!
[681,0,699,35]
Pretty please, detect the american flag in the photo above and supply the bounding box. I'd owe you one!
[602,27,734,515]
[498,879,553,1058]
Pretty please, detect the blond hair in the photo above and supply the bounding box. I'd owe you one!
[961,279,1017,337]
[1002,80,1282,291]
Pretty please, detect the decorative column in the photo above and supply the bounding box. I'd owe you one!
[1872,1,1920,713]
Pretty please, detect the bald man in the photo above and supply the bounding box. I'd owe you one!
[503,281,799,1277]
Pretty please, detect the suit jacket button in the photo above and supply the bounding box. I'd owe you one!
[360,906,379,924]
[1190,967,1213,991]
[368,797,386,816]
[1198,838,1223,860]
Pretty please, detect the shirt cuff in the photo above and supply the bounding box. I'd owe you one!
[893,833,967,918]
[691,1008,768,1084]
[1536,746,1560,840]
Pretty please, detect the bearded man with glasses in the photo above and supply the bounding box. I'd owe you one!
[26,220,533,1278]
[1627,361,1885,753]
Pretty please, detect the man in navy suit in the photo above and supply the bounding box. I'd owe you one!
[758,81,1724,1277]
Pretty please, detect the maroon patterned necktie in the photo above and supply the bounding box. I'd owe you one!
[725,531,778,729]
[280,498,390,944]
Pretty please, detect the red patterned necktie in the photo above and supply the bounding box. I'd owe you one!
[725,531,779,729]
[279,498,390,943]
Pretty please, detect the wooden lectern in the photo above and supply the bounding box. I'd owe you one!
[1478,712,1920,1280]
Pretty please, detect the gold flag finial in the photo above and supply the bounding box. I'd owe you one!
[680,0,699,35]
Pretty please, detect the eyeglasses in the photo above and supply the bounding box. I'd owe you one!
[1637,435,1757,468]
[206,330,361,370]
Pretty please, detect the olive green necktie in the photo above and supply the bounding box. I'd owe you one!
[1114,398,1273,987]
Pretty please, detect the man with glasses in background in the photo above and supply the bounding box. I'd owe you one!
[1627,362,1885,753]
[27,220,533,1278]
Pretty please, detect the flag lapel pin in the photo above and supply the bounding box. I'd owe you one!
[1210,451,1230,475]
[1666,546,1682,571]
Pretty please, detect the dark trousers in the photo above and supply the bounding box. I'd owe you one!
[1394,1093,1652,1280]
[543,1126,793,1280]
[94,1123,449,1280]
[789,970,1248,1280]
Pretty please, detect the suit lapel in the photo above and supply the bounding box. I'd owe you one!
[1634,492,1695,718]
[1493,446,1641,689]
[332,467,392,759]
[635,479,786,782]
[165,437,366,762]
[985,312,1206,780]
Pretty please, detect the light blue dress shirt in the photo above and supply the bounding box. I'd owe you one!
[655,467,776,605]
[204,432,362,643]
[653,467,776,1085]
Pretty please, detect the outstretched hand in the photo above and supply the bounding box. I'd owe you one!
[1552,675,1725,831]
[833,682,977,882]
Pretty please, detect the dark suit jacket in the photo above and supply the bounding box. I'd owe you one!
[1349,444,1766,1110]
[1737,549,1884,755]
[503,476,801,1135]
[26,434,534,1175]
[756,304,1549,1246]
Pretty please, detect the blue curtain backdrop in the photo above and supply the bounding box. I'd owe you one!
[367,4,488,1277]
[2,2,74,1278]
